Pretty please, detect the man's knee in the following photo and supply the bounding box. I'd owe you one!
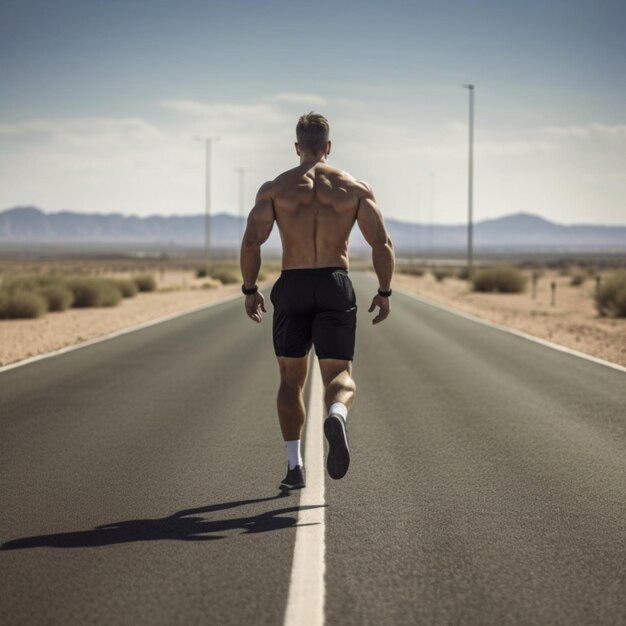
[344,374,356,394]
[323,368,355,392]
[277,356,308,387]
[279,378,304,397]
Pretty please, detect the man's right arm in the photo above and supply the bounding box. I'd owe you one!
[356,182,395,324]
[240,181,275,323]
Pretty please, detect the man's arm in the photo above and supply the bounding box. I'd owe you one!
[240,181,275,323]
[356,182,395,324]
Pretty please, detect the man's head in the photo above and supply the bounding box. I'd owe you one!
[295,112,331,159]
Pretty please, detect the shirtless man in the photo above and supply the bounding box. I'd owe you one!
[240,112,395,490]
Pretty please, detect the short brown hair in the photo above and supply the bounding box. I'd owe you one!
[296,112,330,154]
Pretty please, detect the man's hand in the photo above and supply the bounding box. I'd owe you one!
[368,294,390,325]
[245,292,266,323]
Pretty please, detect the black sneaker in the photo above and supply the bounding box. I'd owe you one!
[324,414,350,479]
[280,464,306,491]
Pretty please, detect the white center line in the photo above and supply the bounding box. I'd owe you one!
[284,356,326,626]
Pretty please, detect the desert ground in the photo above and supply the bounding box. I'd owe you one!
[1,260,624,368]
[393,268,625,367]
[0,266,277,367]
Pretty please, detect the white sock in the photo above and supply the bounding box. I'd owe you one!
[328,402,348,422]
[286,440,302,469]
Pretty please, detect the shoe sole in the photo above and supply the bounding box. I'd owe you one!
[324,414,350,480]
[279,481,305,491]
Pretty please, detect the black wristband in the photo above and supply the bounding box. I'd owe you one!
[378,288,392,297]
[242,284,258,295]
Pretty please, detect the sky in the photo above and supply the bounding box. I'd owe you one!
[0,0,625,225]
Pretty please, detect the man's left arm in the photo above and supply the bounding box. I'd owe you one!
[240,181,275,323]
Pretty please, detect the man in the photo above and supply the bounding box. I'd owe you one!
[240,112,395,490]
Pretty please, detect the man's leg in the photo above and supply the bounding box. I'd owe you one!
[277,355,309,440]
[319,358,355,480]
[277,355,308,490]
[318,358,356,412]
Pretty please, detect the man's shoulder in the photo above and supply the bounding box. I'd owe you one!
[318,165,372,193]
[256,178,279,199]
[273,165,304,185]
[325,165,371,189]
[267,164,372,197]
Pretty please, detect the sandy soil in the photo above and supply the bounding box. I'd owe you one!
[392,269,626,367]
[2,266,624,369]
[0,271,276,367]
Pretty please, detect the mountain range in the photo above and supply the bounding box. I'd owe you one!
[1,206,625,252]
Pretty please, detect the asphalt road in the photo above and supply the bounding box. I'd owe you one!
[1,272,625,625]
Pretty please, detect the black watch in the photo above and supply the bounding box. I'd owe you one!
[378,288,392,297]
[242,284,258,295]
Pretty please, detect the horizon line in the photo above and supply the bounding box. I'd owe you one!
[2,205,626,228]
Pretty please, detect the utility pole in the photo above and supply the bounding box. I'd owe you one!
[237,167,246,255]
[195,136,219,272]
[463,84,475,280]
[428,172,435,265]
[413,180,419,265]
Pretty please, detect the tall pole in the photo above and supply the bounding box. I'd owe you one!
[463,84,475,279]
[195,136,219,272]
[428,171,435,265]
[412,180,419,265]
[205,139,212,270]
[237,167,246,255]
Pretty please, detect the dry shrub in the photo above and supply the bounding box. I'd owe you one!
[595,271,626,317]
[133,274,157,292]
[472,266,527,293]
[0,290,48,319]
[432,268,455,282]
[38,284,74,311]
[1,273,74,312]
[399,266,425,277]
[570,273,586,286]
[211,268,241,285]
[2,273,61,292]
[67,278,122,308]
[115,279,139,298]
[457,267,470,280]
[196,267,209,278]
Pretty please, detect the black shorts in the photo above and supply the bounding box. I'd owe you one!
[270,267,357,361]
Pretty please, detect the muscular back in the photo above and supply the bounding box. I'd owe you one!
[271,163,366,269]
[241,149,394,322]
[243,159,390,274]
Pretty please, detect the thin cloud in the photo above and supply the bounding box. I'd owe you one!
[477,140,557,157]
[542,123,626,141]
[0,117,163,148]
[162,99,279,119]
[0,97,624,224]
[409,139,557,159]
[272,92,327,106]
[0,117,161,137]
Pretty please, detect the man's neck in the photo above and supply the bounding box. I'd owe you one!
[300,153,327,166]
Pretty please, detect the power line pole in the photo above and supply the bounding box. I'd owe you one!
[463,84,475,279]
[195,136,219,272]
[412,180,419,265]
[428,171,435,265]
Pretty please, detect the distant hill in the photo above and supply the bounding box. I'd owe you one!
[1,206,625,252]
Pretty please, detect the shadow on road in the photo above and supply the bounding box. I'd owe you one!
[1,494,325,551]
